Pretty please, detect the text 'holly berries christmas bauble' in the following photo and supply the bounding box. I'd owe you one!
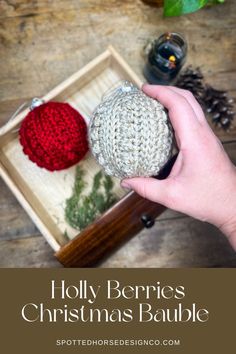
[19,101,88,171]
[89,82,173,178]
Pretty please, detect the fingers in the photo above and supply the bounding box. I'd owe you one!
[167,86,207,124]
[121,177,173,207]
[142,84,201,144]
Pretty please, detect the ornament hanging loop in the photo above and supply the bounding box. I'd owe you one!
[1,97,44,134]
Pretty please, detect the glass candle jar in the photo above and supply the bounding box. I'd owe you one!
[144,32,187,85]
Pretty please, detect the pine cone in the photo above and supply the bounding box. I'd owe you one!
[176,66,235,130]
[176,66,205,105]
[203,86,234,130]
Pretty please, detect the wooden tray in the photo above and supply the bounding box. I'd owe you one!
[0,46,166,267]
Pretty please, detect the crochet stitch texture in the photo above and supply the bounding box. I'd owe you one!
[19,102,88,171]
[89,82,173,178]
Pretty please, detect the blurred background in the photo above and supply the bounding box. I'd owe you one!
[0,0,236,267]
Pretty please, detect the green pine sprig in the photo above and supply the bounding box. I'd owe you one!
[65,166,118,231]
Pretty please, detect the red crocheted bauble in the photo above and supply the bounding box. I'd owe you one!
[19,102,89,171]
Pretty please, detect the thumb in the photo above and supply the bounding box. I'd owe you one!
[121,177,172,207]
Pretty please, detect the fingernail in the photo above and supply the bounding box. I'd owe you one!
[142,83,149,90]
[121,181,132,190]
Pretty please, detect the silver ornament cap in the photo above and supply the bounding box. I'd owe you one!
[30,97,44,110]
[89,81,173,178]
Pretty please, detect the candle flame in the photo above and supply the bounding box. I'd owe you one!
[169,55,176,62]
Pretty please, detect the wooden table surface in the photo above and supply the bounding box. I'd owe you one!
[1,0,236,267]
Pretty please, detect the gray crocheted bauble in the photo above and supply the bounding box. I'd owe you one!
[89,82,173,178]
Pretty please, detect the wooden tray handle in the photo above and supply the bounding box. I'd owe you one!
[55,155,177,267]
[55,192,166,267]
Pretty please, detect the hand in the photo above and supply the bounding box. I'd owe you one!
[121,85,236,250]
